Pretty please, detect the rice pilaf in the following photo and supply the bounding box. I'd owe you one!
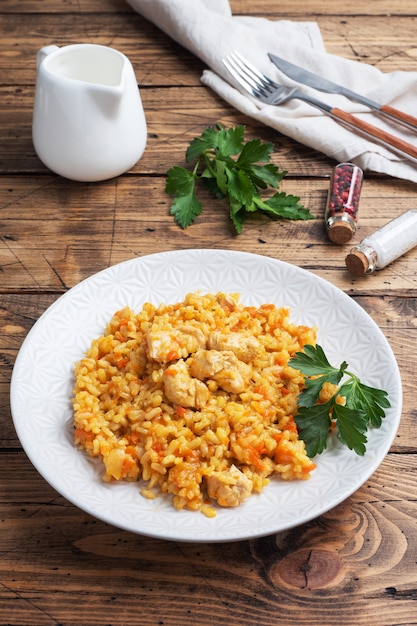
[72,291,317,517]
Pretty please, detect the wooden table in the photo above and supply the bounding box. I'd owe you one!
[1,1,417,624]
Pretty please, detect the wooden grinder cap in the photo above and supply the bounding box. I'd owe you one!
[327,221,355,244]
[345,250,370,276]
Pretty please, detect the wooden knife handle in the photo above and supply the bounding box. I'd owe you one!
[331,107,417,161]
[380,104,417,131]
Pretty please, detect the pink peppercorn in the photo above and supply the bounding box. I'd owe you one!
[325,162,363,244]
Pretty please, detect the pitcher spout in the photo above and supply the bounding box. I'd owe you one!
[88,82,125,117]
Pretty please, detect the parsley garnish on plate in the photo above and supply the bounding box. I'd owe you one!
[165,124,314,232]
[288,344,391,458]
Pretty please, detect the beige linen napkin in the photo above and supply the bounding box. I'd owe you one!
[126,0,417,183]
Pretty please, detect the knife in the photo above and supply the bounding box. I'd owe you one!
[268,52,417,133]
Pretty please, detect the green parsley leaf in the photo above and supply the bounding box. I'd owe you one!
[166,166,202,229]
[210,159,229,195]
[165,124,314,231]
[227,168,256,210]
[288,344,390,458]
[332,403,368,455]
[165,165,195,197]
[236,137,274,166]
[289,344,347,378]
[246,164,286,189]
[293,401,332,458]
[338,379,390,428]
[230,206,246,234]
[186,125,244,162]
[256,193,316,221]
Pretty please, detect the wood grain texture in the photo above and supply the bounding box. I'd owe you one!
[2,0,417,15]
[2,1,417,624]
[2,13,417,87]
[2,176,417,294]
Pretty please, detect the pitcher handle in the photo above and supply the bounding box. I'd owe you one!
[36,45,60,70]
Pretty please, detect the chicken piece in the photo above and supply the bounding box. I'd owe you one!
[189,349,251,394]
[207,331,259,363]
[103,448,139,481]
[178,324,207,348]
[163,358,210,409]
[216,292,240,310]
[206,464,253,507]
[146,325,206,363]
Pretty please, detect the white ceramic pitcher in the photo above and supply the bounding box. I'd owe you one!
[32,44,147,182]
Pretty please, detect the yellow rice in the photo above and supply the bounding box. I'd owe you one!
[72,291,317,517]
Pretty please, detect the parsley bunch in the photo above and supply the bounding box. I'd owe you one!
[288,344,390,458]
[165,124,313,233]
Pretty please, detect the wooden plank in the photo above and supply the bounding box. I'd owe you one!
[2,13,417,87]
[2,176,417,293]
[2,0,417,16]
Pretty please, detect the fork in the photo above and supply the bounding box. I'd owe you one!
[222,51,417,166]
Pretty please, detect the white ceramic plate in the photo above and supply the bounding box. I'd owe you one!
[10,249,402,542]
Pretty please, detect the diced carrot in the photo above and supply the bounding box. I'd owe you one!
[274,354,288,366]
[164,368,177,377]
[285,417,298,433]
[74,428,94,444]
[127,432,141,445]
[121,455,136,476]
[302,462,317,474]
[253,384,267,397]
[273,432,283,443]
[248,447,265,471]
[182,448,200,461]
[236,436,266,470]
[275,448,295,465]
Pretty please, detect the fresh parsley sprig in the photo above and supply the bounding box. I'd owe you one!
[288,344,390,458]
[165,124,314,233]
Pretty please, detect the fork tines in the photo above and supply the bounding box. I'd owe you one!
[222,51,276,99]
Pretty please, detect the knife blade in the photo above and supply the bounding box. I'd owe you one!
[268,52,417,133]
